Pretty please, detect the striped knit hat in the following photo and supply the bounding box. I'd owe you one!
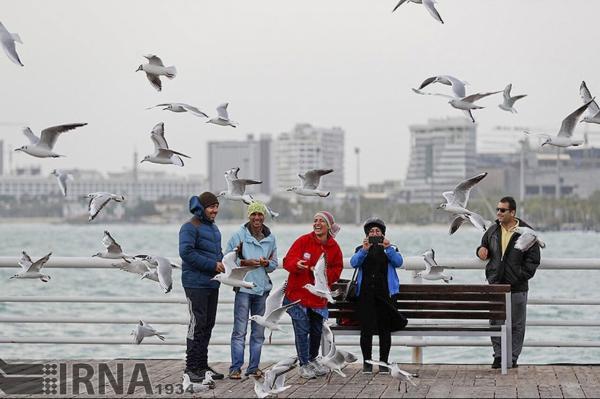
[314,210,341,238]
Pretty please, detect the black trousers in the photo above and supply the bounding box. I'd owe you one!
[360,328,391,363]
[184,287,219,371]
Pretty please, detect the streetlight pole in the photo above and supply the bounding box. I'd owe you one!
[355,147,360,225]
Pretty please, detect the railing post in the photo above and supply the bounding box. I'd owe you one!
[411,269,424,365]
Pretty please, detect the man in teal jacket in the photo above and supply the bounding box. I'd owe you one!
[225,201,278,379]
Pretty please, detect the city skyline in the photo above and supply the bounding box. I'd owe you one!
[2,1,600,187]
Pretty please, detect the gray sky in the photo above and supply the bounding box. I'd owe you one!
[1,0,599,186]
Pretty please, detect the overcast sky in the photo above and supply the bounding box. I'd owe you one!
[1,0,599,186]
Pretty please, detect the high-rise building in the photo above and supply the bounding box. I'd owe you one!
[403,117,477,204]
[274,123,344,192]
[207,134,272,195]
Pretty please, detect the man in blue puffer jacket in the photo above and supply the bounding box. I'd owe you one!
[179,192,225,382]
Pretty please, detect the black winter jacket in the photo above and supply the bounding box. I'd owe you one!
[477,218,541,292]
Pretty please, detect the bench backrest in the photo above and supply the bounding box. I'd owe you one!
[329,284,511,322]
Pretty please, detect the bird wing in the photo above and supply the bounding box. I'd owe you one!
[102,231,123,254]
[558,99,594,138]
[449,215,466,235]
[231,179,261,195]
[422,249,438,268]
[18,251,33,271]
[392,0,408,12]
[114,259,149,275]
[312,254,329,291]
[441,191,457,205]
[444,76,467,98]
[580,81,600,116]
[150,125,169,151]
[503,84,512,101]
[146,73,162,91]
[88,194,112,221]
[321,322,335,357]
[39,123,87,149]
[452,172,488,207]
[507,94,527,107]
[29,252,51,273]
[56,173,68,196]
[423,0,444,23]
[412,87,455,99]
[462,91,501,104]
[465,211,491,232]
[216,103,230,119]
[144,54,164,66]
[303,169,333,189]
[180,103,208,118]
[264,283,287,316]
[155,256,173,293]
[22,127,39,144]
[265,300,300,324]
[366,360,391,369]
[0,29,24,66]
[221,251,239,277]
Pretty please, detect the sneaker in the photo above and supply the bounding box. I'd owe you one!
[379,365,390,374]
[512,360,518,368]
[298,364,316,379]
[308,360,329,376]
[491,357,501,369]
[246,368,263,378]
[228,369,242,380]
[184,369,204,383]
[362,362,373,374]
[204,366,224,380]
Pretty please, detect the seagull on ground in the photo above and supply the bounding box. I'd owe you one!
[418,249,452,283]
[86,192,125,222]
[131,320,166,344]
[286,169,333,197]
[146,103,208,118]
[15,123,87,158]
[304,254,336,303]
[10,251,52,282]
[524,99,595,148]
[0,21,23,66]
[181,374,211,393]
[438,172,491,234]
[135,54,176,92]
[320,321,358,382]
[217,167,261,204]
[92,231,130,259]
[249,282,300,342]
[513,226,546,252]
[253,360,296,398]
[141,122,190,167]
[212,251,256,289]
[51,169,73,197]
[365,360,418,392]
[392,0,444,24]
[579,81,600,124]
[206,103,238,127]
[498,84,527,114]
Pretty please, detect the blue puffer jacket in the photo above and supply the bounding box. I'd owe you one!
[350,245,403,296]
[179,196,223,289]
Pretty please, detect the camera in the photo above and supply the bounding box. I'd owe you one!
[368,236,384,245]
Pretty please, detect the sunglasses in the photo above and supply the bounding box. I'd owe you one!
[496,208,511,213]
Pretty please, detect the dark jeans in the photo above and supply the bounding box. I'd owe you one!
[289,308,324,366]
[185,287,219,371]
[360,329,391,363]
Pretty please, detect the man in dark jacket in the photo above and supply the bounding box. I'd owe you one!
[476,196,541,369]
[179,192,225,382]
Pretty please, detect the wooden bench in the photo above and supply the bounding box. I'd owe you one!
[327,284,513,374]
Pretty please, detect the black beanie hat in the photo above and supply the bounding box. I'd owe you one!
[198,192,219,208]
[363,217,386,235]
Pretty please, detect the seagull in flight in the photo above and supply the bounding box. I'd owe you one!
[131,320,166,344]
[136,54,176,92]
[10,251,52,282]
[286,169,334,197]
[206,103,238,127]
[366,360,418,392]
[0,21,24,66]
[249,282,300,342]
[303,254,337,303]
[212,250,256,289]
[141,122,190,166]
[253,359,296,398]
[524,99,595,147]
[392,0,444,24]
[86,192,125,222]
[147,102,208,118]
[15,123,87,158]
[498,83,527,114]
[320,321,358,381]
[513,226,546,252]
[217,167,262,204]
[418,248,452,283]
[438,172,491,234]
[579,81,600,124]
[51,169,73,197]
[92,231,130,259]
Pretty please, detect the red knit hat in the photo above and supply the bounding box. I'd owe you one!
[314,210,340,237]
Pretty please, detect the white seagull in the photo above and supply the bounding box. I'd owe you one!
[524,99,595,148]
[265,204,280,219]
[418,248,452,283]
[86,192,125,222]
[320,321,358,381]
[249,282,300,342]
[392,0,444,24]
[579,81,600,124]
[135,54,176,92]
[10,251,52,282]
[365,360,418,392]
[206,103,238,127]
[438,172,491,234]
[131,320,166,344]
[92,231,129,259]
[253,361,295,398]
[286,169,334,197]
[498,84,527,114]
[181,374,211,393]
[0,21,24,66]
[212,251,256,289]
[513,226,546,252]
[51,169,73,197]
[15,123,87,158]
[112,255,177,294]
[303,254,336,303]
[147,102,208,118]
[413,85,500,123]
[217,167,262,204]
[141,122,190,167]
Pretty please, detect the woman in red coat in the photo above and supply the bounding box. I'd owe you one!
[283,211,343,379]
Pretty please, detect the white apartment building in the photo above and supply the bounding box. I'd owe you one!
[403,117,477,204]
[274,123,344,192]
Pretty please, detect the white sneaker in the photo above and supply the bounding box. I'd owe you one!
[308,360,329,376]
[298,364,316,379]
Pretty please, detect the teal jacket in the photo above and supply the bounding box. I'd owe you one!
[225,223,278,296]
